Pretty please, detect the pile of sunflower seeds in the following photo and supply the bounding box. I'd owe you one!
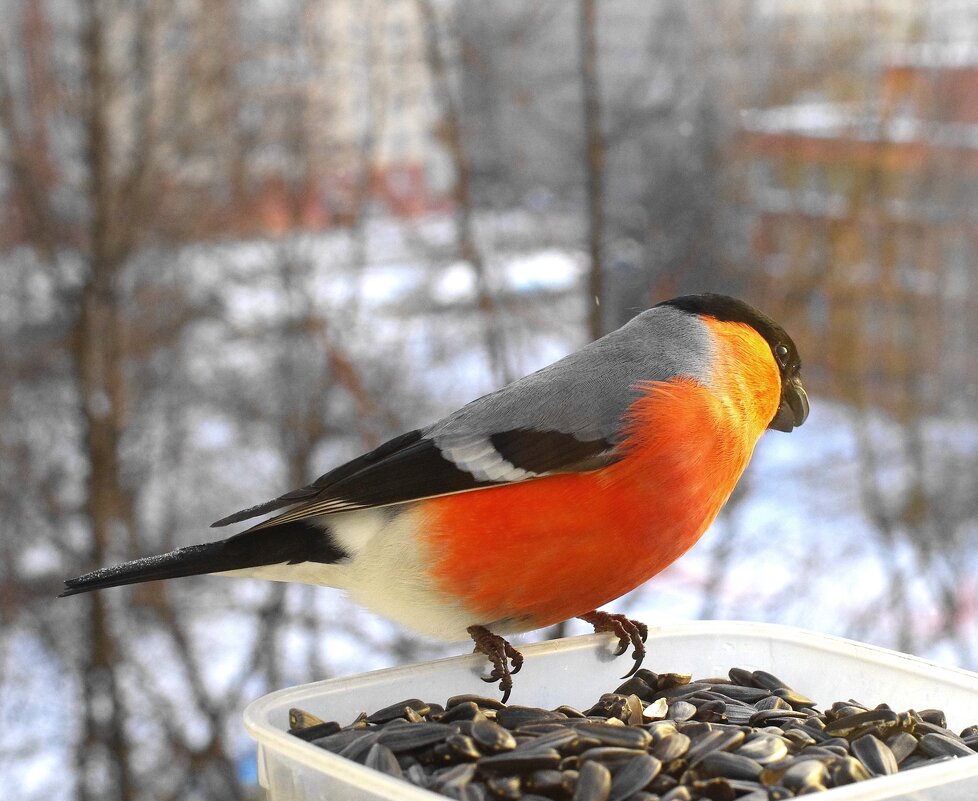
[287,667,978,800]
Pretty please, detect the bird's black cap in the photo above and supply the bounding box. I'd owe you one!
[657,293,801,374]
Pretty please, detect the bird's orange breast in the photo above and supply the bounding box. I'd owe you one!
[420,320,781,631]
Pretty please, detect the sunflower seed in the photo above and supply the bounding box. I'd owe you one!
[477,748,561,774]
[405,762,429,786]
[851,734,898,776]
[918,732,975,758]
[723,704,758,726]
[470,718,517,753]
[919,709,948,728]
[668,701,697,721]
[339,731,379,763]
[448,694,507,711]
[516,728,583,754]
[755,695,792,711]
[686,728,745,765]
[578,746,650,766]
[614,676,655,702]
[773,687,816,709]
[365,743,402,778]
[725,778,768,794]
[829,755,872,786]
[736,735,788,765]
[458,782,488,801]
[652,731,691,762]
[714,684,772,703]
[572,760,612,801]
[643,697,669,720]
[289,720,342,741]
[660,785,693,801]
[693,699,727,723]
[781,758,828,790]
[657,682,715,700]
[608,755,661,801]
[694,750,763,781]
[689,777,738,800]
[524,768,570,795]
[377,722,453,753]
[585,693,636,722]
[883,730,918,764]
[446,734,482,762]
[288,707,326,730]
[903,753,956,770]
[657,673,693,690]
[824,709,898,736]
[727,668,755,686]
[576,721,651,750]
[307,728,363,752]
[750,670,792,692]
[748,708,808,726]
[367,698,430,724]
[435,762,474,784]
[440,701,483,724]
[486,775,521,800]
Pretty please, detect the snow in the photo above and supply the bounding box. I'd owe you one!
[741,102,867,138]
[891,41,978,68]
[0,629,76,797]
[503,249,583,292]
[741,101,978,149]
[431,263,476,304]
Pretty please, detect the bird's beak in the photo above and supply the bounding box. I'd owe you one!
[768,377,809,432]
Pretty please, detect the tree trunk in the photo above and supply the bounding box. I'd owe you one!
[415,0,511,384]
[72,3,135,799]
[579,0,606,340]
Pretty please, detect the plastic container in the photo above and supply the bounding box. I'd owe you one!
[244,620,978,800]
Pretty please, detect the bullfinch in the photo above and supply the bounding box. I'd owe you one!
[61,293,808,700]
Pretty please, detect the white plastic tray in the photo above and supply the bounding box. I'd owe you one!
[244,621,978,800]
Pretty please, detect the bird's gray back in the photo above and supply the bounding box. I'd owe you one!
[425,306,712,443]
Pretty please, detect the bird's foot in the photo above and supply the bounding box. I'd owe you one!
[578,611,648,678]
[467,625,523,704]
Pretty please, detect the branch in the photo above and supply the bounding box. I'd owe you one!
[415,0,512,384]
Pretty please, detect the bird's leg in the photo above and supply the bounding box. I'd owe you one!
[467,625,523,704]
[578,611,648,678]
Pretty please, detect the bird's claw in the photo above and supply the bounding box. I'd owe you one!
[577,611,648,678]
[622,652,644,679]
[468,625,523,704]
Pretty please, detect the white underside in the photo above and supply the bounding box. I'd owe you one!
[217,507,478,640]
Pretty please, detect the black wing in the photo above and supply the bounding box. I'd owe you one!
[212,427,617,531]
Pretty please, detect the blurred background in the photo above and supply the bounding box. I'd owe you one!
[4,0,978,798]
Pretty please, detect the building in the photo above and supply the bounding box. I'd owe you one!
[740,48,978,417]
[234,0,445,231]
[0,0,448,245]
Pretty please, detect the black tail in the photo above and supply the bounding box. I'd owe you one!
[58,520,347,597]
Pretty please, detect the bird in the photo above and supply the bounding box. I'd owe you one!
[61,293,808,701]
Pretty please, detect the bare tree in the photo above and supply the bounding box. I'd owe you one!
[736,16,978,666]
[415,0,513,384]
[0,1,245,798]
[579,0,606,339]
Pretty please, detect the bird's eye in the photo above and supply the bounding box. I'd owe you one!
[774,344,789,368]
